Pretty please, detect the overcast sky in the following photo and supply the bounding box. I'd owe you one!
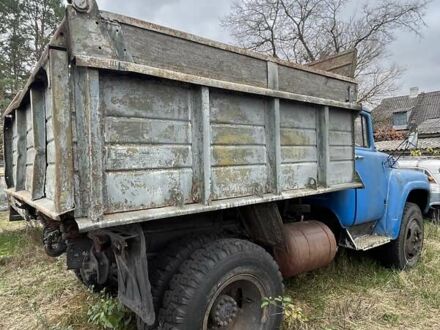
[96,0,440,99]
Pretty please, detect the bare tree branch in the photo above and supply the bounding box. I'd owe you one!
[222,0,429,105]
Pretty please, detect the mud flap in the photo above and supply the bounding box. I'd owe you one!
[96,224,155,325]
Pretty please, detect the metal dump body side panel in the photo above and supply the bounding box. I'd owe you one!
[3,2,362,230]
[70,66,360,228]
[3,47,74,220]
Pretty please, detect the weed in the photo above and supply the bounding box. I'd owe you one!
[87,291,133,329]
[262,295,308,329]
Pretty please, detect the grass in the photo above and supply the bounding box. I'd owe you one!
[284,223,440,329]
[0,212,439,329]
[0,212,100,330]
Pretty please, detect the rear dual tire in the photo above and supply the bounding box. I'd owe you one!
[150,238,283,330]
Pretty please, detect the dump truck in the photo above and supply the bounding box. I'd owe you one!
[3,0,430,329]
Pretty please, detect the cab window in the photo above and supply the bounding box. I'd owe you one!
[354,115,370,148]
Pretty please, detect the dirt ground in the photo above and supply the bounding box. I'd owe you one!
[1,211,439,329]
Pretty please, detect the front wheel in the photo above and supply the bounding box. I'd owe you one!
[379,202,424,269]
[158,238,284,330]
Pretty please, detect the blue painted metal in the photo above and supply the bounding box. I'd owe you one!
[377,168,429,239]
[307,110,430,239]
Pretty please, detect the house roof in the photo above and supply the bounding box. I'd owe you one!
[372,90,440,129]
[418,118,440,135]
[375,137,440,152]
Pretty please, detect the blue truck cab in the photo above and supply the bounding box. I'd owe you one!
[307,110,430,269]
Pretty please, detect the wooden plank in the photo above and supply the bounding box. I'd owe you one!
[46,117,54,142]
[49,48,74,212]
[101,72,192,121]
[105,117,192,144]
[211,146,266,167]
[26,149,36,165]
[211,165,267,200]
[280,101,317,129]
[328,160,354,185]
[45,164,56,200]
[121,24,268,88]
[281,146,317,164]
[280,128,316,146]
[307,49,357,78]
[317,106,330,186]
[25,165,33,191]
[47,140,56,164]
[278,66,351,103]
[106,145,192,170]
[105,169,193,213]
[26,130,34,148]
[267,61,279,90]
[329,131,352,146]
[210,90,266,126]
[30,88,46,200]
[281,163,318,191]
[329,108,353,132]
[330,146,353,161]
[211,124,266,146]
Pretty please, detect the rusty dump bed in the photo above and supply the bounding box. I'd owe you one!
[3,0,362,232]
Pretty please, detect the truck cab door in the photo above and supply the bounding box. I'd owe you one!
[354,112,387,224]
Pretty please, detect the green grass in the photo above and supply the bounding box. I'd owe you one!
[284,222,440,329]
[0,212,440,329]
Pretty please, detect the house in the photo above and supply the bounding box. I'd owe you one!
[372,88,440,154]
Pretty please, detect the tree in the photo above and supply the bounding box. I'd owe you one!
[0,0,64,109]
[0,0,30,109]
[222,0,429,106]
[0,0,64,160]
[22,0,65,63]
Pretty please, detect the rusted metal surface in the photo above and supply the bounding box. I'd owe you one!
[74,55,360,111]
[3,0,362,231]
[307,49,358,79]
[49,48,75,212]
[75,182,362,232]
[274,221,337,277]
[240,203,284,246]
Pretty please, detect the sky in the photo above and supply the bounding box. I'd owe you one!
[96,0,440,99]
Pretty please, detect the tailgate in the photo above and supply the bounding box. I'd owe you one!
[4,48,74,220]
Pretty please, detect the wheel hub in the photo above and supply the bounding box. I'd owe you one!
[210,294,239,327]
[406,219,422,260]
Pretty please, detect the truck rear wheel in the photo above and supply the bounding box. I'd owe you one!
[137,234,221,329]
[380,202,424,269]
[158,238,283,330]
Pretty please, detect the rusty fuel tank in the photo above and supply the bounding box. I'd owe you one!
[274,221,337,278]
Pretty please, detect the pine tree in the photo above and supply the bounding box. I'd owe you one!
[0,0,64,160]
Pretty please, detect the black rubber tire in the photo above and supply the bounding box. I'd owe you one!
[138,234,222,329]
[379,202,424,270]
[157,238,284,330]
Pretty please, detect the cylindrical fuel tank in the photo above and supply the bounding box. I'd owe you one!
[274,221,337,278]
